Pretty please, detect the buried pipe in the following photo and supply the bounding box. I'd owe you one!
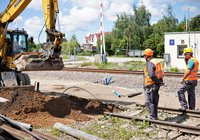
[0,115,33,131]
[53,122,104,140]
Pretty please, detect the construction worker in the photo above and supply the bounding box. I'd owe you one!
[143,48,164,120]
[178,47,199,110]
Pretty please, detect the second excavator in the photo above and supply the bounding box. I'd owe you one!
[0,0,65,87]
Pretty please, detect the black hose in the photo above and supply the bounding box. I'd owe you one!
[62,86,99,100]
[38,20,46,51]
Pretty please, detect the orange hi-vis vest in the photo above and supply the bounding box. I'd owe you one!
[144,59,164,86]
[185,57,199,81]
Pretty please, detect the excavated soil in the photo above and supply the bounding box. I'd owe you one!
[0,88,120,128]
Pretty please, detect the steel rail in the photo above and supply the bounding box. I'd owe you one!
[63,68,200,78]
[104,112,200,135]
[136,103,200,118]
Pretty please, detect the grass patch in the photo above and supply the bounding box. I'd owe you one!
[81,62,94,67]
[80,116,158,140]
[125,61,146,70]
[80,61,147,70]
[62,55,69,60]
[49,127,65,137]
[170,67,179,72]
[77,56,87,61]
[95,62,119,69]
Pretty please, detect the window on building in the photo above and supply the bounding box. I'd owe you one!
[177,45,187,58]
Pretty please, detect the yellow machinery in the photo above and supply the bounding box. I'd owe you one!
[0,0,65,86]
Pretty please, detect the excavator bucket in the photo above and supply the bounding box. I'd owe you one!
[13,52,64,71]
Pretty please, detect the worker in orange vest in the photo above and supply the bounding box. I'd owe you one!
[178,47,199,110]
[143,49,164,120]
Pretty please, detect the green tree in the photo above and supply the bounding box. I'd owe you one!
[70,35,80,54]
[27,37,40,52]
[190,14,200,31]
[61,35,80,55]
[177,16,187,32]
[112,13,129,53]
[112,4,151,55]
[144,4,178,57]
[105,33,113,55]
[61,41,68,54]
[163,4,178,32]
[133,4,151,50]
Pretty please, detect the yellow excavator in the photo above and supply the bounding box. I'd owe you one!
[0,0,65,87]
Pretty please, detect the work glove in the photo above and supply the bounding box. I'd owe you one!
[158,79,164,86]
[159,82,165,86]
[181,80,186,84]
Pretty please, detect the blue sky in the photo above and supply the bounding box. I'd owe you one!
[0,0,200,44]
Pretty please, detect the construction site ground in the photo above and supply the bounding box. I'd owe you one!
[0,71,200,139]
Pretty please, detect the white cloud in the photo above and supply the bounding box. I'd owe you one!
[27,0,42,11]
[71,0,109,9]
[27,0,68,11]
[105,2,133,21]
[177,0,200,2]
[139,0,173,19]
[24,16,45,43]
[69,0,134,21]
[181,5,200,13]
[13,16,23,29]
[59,6,99,32]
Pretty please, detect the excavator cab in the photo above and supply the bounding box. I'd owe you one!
[6,29,28,56]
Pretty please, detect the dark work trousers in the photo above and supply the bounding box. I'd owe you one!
[145,84,160,119]
[178,80,197,110]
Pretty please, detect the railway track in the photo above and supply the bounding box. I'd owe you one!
[136,103,200,118]
[103,102,200,139]
[63,67,200,78]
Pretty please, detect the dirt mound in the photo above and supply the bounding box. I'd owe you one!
[0,89,119,127]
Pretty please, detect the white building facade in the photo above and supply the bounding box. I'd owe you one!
[164,32,200,71]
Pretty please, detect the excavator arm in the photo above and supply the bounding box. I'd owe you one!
[0,0,31,23]
[42,0,64,58]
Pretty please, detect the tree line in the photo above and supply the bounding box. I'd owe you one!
[97,4,200,57]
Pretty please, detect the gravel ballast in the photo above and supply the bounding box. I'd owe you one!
[25,71,200,98]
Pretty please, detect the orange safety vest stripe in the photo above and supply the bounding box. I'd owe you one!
[144,59,164,86]
[185,57,199,81]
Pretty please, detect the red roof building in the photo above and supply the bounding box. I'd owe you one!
[82,32,111,52]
